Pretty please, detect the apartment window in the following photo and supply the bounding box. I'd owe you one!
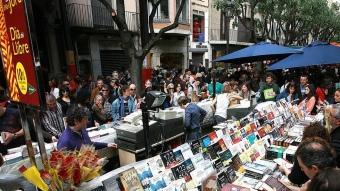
[176,0,189,23]
[193,10,205,42]
[148,0,170,22]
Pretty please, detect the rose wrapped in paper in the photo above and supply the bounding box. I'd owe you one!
[19,145,106,191]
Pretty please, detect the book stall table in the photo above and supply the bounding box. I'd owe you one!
[0,125,117,190]
[79,99,323,191]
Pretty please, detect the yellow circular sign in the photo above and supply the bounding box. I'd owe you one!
[16,62,28,95]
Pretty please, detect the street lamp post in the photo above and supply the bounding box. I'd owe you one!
[223,0,235,73]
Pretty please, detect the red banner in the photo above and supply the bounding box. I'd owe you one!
[0,0,40,106]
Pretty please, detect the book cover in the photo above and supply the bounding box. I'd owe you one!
[173,143,194,160]
[183,159,195,173]
[225,166,237,183]
[231,154,242,171]
[244,124,252,135]
[207,142,221,160]
[160,150,177,169]
[190,140,202,155]
[218,139,227,151]
[213,158,224,173]
[218,149,233,165]
[217,171,229,188]
[119,168,144,191]
[134,163,153,189]
[250,123,257,132]
[246,133,257,145]
[148,155,166,176]
[174,150,185,164]
[200,135,211,148]
[208,131,218,143]
[191,153,205,169]
[159,169,176,185]
[149,175,167,191]
[257,127,267,138]
[171,162,192,182]
[216,129,224,139]
[240,128,247,138]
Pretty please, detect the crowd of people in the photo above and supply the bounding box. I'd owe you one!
[0,64,339,190]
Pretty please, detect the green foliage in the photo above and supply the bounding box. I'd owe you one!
[213,0,340,45]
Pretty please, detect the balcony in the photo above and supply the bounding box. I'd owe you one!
[67,3,139,32]
[209,29,252,44]
[153,16,171,23]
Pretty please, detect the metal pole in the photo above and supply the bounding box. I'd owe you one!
[32,110,48,170]
[18,104,36,166]
[139,0,149,47]
[141,102,150,158]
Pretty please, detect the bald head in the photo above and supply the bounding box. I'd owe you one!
[129,84,136,96]
[46,94,57,111]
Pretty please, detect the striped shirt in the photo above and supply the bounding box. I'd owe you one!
[41,103,65,137]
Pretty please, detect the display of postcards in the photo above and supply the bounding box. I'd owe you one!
[174,150,185,164]
[213,158,224,173]
[148,155,166,176]
[173,143,194,160]
[218,139,227,151]
[238,175,260,189]
[171,162,192,182]
[160,150,177,169]
[190,140,202,155]
[149,175,167,191]
[246,133,257,145]
[218,149,233,164]
[217,171,229,188]
[208,131,218,143]
[225,166,237,183]
[135,164,153,188]
[231,153,242,171]
[119,168,144,191]
[200,135,211,148]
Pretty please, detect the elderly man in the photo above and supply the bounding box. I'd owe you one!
[41,94,65,140]
[295,137,337,190]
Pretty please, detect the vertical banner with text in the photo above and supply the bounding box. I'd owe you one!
[0,0,40,107]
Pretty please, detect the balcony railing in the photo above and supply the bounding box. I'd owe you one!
[67,3,139,32]
[153,16,171,23]
[209,29,253,43]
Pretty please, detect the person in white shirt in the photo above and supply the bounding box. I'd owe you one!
[173,83,185,106]
[211,83,232,124]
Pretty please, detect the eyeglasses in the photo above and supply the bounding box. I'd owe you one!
[101,89,108,92]
[130,89,136,91]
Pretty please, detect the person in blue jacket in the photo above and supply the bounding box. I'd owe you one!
[111,85,137,121]
[178,96,207,142]
[276,82,299,104]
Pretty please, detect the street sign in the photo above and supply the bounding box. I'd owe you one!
[0,0,41,107]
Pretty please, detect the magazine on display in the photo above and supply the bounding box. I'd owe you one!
[160,150,177,169]
[119,168,144,191]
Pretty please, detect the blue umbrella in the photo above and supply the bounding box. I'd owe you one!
[213,41,302,64]
[268,41,340,70]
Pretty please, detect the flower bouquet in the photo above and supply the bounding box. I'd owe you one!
[19,145,107,191]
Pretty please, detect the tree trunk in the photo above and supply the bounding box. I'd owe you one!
[130,56,143,93]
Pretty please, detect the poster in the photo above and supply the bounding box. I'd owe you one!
[0,0,41,106]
